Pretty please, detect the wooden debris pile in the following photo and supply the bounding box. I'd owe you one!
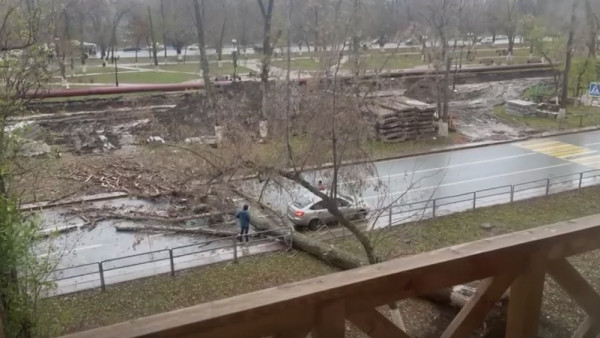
[59,161,185,197]
[364,97,436,142]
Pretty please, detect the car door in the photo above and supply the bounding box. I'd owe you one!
[336,197,352,219]
[310,201,329,223]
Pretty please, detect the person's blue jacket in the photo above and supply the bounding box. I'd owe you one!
[236,210,251,228]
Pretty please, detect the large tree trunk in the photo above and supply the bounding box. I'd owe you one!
[257,0,275,137]
[312,7,319,52]
[160,0,168,62]
[116,225,238,237]
[216,3,227,62]
[233,187,484,310]
[193,0,215,108]
[561,0,579,109]
[507,33,515,54]
[585,0,597,57]
[148,7,159,67]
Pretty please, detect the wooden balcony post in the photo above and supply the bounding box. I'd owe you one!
[506,256,546,338]
[313,300,345,338]
[441,274,515,338]
[572,317,600,338]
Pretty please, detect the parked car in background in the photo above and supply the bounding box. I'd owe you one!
[287,191,370,230]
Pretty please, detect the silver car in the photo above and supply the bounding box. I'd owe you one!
[287,192,370,230]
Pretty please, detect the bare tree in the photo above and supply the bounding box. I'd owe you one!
[192,0,214,109]
[147,6,159,67]
[584,0,599,58]
[160,0,168,62]
[216,1,227,62]
[257,0,275,138]
[561,0,579,109]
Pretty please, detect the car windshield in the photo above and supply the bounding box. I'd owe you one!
[292,196,313,209]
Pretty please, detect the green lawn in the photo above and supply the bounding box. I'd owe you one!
[271,58,326,71]
[139,62,252,76]
[69,71,198,84]
[347,53,424,71]
[366,132,466,158]
[495,105,600,131]
[37,253,335,336]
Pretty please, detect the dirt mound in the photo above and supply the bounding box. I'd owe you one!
[404,78,452,104]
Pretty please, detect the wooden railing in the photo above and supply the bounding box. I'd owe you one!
[61,214,600,338]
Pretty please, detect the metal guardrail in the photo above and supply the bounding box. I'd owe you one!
[48,228,293,292]
[322,168,600,240]
[377,168,600,229]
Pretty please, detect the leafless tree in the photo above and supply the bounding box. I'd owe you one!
[192,0,214,108]
[257,0,275,137]
[561,0,579,109]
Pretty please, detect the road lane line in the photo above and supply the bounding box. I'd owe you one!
[573,155,600,163]
[517,140,560,147]
[72,244,103,251]
[551,148,590,158]
[344,153,538,185]
[585,142,600,147]
[362,163,575,201]
[562,150,597,159]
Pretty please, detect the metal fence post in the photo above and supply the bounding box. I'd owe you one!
[232,236,238,263]
[579,172,584,189]
[546,178,551,196]
[473,192,477,210]
[98,262,105,291]
[510,185,514,203]
[169,249,175,277]
[432,199,436,218]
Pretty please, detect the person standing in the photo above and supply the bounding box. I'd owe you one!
[235,204,251,242]
[317,180,325,191]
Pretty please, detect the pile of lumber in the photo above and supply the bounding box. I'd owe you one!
[506,99,537,117]
[364,97,436,142]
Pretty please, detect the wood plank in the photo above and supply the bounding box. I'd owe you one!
[60,215,600,338]
[571,317,600,338]
[441,274,515,338]
[347,308,410,338]
[313,300,345,338]
[506,256,546,338]
[548,258,600,319]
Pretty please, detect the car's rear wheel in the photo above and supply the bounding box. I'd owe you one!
[308,219,322,231]
[358,209,368,219]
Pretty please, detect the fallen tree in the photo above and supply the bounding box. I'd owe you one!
[232,187,498,309]
[115,224,238,237]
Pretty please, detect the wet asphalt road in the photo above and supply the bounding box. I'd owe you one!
[39,130,600,272]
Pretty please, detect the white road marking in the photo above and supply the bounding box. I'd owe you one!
[149,234,163,239]
[585,142,600,147]
[72,244,103,251]
[38,244,103,258]
[362,163,575,201]
[344,152,538,185]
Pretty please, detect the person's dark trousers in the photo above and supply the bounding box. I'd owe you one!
[239,226,249,242]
